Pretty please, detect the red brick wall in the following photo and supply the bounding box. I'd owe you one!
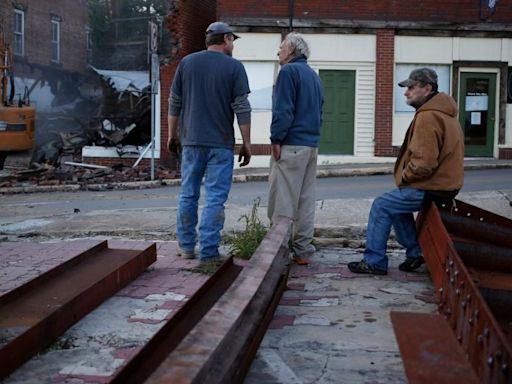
[160,0,216,163]
[499,148,512,160]
[218,0,512,23]
[374,29,396,157]
[0,0,88,73]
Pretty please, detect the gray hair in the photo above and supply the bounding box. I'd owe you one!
[284,32,310,59]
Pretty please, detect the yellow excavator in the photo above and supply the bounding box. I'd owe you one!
[0,25,35,169]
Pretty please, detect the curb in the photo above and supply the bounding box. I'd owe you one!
[2,224,402,245]
[1,162,511,194]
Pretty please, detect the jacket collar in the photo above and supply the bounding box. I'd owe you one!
[289,55,307,64]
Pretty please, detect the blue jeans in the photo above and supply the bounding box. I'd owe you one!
[177,146,233,260]
[363,188,425,271]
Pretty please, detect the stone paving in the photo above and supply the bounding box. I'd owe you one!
[1,160,511,382]
[245,246,437,384]
[1,238,437,383]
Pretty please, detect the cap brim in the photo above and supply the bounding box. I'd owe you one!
[398,79,416,87]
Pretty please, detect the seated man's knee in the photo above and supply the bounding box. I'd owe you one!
[372,195,386,211]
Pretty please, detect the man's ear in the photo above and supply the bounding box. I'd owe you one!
[223,34,232,44]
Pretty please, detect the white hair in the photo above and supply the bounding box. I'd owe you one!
[284,32,310,59]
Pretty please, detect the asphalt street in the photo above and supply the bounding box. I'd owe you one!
[0,165,511,241]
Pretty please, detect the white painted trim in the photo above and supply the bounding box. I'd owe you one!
[82,145,161,159]
[310,62,376,157]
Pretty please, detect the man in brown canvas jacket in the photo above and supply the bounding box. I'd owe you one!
[349,67,464,275]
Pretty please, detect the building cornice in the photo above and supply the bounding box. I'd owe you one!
[222,17,512,38]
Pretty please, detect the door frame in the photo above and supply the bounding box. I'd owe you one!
[318,69,356,155]
[456,66,501,158]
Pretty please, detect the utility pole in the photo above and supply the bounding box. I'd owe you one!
[148,20,159,180]
[288,0,294,31]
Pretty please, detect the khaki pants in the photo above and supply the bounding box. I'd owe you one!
[267,145,318,258]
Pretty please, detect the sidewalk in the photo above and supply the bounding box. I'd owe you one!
[232,158,512,181]
[245,246,436,384]
[1,240,435,384]
[1,159,511,383]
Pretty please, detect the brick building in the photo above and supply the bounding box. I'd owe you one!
[157,0,512,168]
[0,0,91,147]
[0,0,89,105]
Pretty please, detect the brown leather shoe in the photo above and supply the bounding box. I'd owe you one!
[292,255,310,266]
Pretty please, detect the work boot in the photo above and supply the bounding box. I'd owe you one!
[177,247,195,259]
[348,260,387,275]
[398,256,425,272]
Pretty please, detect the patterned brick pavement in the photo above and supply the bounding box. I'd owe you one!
[1,239,209,383]
[1,241,438,383]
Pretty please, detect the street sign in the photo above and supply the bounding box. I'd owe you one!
[149,21,158,53]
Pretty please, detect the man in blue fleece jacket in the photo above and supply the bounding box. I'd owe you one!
[267,32,324,265]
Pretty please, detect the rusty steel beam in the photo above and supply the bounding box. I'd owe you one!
[453,239,512,273]
[391,311,479,384]
[469,269,512,293]
[415,201,512,384]
[111,257,243,384]
[233,266,290,383]
[439,200,512,248]
[113,217,291,384]
[0,241,156,380]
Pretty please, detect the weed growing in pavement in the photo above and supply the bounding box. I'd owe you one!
[228,197,268,260]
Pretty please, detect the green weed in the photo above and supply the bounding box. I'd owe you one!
[228,197,268,260]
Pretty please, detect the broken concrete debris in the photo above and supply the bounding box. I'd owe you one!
[28,68,152,169]
[0,162,179,190]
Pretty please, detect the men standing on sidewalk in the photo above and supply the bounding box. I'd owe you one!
[349,67,464,275]
[268,32,324,265]
[168,22,252,264]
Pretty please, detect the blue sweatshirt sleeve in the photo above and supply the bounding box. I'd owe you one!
[270,67,296,144]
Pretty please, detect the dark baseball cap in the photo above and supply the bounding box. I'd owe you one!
[205,22,240,40]
[398,67,438,87]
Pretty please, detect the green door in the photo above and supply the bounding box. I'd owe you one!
[459,72,496,157]
[319,70,356,154]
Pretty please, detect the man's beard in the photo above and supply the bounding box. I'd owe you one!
[407,100,422,110]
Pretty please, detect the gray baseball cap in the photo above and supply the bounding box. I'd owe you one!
[205,22,240,40]
[398,67,438,87]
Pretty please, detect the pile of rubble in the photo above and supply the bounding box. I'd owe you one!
[0,67,180,191]
[0,161,179,191]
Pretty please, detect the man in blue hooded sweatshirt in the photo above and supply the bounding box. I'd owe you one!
[267,32,324,265]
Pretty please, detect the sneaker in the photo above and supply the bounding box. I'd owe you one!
[177,247,195,259]
[398,256,425,272]
[348,260,387,275]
